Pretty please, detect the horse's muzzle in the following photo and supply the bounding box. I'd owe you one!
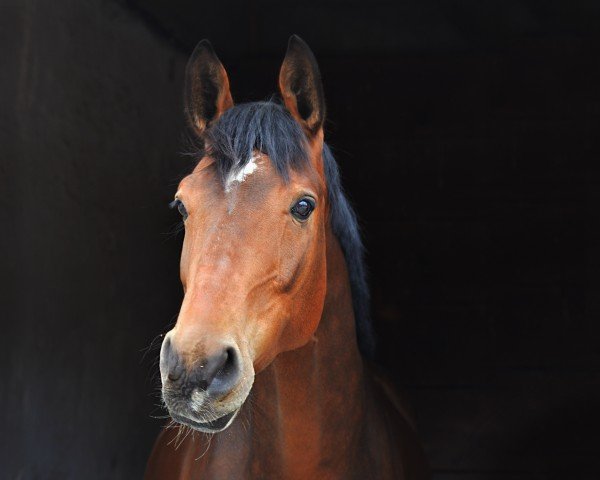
[159,334,248,432]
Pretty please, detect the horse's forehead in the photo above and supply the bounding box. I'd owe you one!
[181,153,321,207]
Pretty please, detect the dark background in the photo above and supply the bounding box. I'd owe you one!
[1,1,598,478]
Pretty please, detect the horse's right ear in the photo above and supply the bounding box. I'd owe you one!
[184,40,234,137]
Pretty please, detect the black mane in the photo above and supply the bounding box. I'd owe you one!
[199,101,375,357]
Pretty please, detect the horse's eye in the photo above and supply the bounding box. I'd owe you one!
[291,198,315,221]
[170,199,188,221]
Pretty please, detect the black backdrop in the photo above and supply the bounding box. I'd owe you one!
[1,1,599,478]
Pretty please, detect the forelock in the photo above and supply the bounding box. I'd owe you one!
[203,101,310,184]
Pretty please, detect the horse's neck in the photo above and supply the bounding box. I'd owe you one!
[251,228,366,476]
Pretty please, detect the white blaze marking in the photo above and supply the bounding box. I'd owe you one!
[225,155,260,192]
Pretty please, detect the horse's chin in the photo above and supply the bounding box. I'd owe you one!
[170,408,240,433]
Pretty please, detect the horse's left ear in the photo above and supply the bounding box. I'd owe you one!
[185,39,234,137]
[278,35,325,136]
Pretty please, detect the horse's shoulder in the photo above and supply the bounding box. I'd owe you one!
[365,361,418,431]
[144,425,209,480]
[363,362,431,479]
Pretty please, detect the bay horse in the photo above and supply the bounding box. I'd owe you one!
[145,35,429,479]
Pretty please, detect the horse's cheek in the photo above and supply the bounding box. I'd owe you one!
[280,244,327,352]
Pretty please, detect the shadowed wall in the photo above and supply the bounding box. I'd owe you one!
[0,1,186,477]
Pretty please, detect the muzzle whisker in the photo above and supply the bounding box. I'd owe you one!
[195,432,213,461]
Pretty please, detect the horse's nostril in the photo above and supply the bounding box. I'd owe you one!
[220,347,238,379]
[161,336,185,384]
[189,346,241,397]
[206,346,240,397]
[166,360,184,383]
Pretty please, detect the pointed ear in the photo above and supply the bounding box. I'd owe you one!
[278,35,325,135]
[184,39,234,137]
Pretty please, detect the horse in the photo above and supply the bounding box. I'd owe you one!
[145,35,429,480]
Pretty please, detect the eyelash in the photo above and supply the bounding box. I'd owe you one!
[170,199,188,220]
